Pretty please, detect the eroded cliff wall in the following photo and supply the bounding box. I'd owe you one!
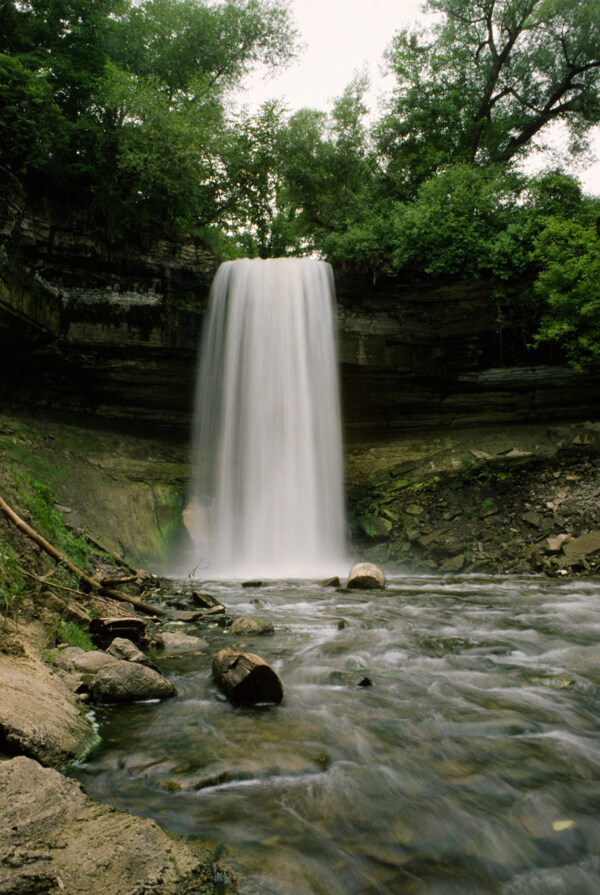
[1,180,599,434]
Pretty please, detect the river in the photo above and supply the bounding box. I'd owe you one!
[69,574,600,894]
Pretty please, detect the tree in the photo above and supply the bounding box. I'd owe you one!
[377,0,600,194]
[533,218,600,368]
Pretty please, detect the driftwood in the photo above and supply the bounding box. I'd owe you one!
[212,647,283,706]
[0,492,164,617]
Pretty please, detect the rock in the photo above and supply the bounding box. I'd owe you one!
[320,576,341,587]
[54,646,118,674]
[107,636,157,668]
[545,533,573,553]
[563,531,600,559]
[89,616,146,649]
[405,504,424,516]
[242,580,263,588]
[347,562,386,590]
[228,615,274,636]
[212,647,283,706]
[0,647,96,766]
[439,553,465,573]
[0,756,203,895]
[91,660,176,704]
[358,513,392,539]
[191,590,220,608]
[328,671,373,688]
[159,630,208,650]
[521,511,545,528]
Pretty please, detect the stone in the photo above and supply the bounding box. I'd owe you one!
[228,615,275,636]
[521,511,545,528]
[159,630,208,650]
[347,562,386,590]
[545,533,572,553]
[241,580,263,588]
[212,647,283,706]
[89,616,146,649]
[191,590,220,608]
[107,636,157,668]
[358,513,392,539]
[0,647,96,766]
[563,531,600,559]
[0,756,203,894]
[439,553,465,573]
[54,646,118,674]
[328,671,373,688]
[91,660,176,704]
[405,504,425,516]
[320,576,341,587]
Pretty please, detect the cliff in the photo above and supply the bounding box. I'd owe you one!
[1,179,599,434]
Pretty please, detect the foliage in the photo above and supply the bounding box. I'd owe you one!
[0,540,27,630]
[16,475,90,569]
[533,218,600,367]
[377,0,600,193]
[54,619,95,650]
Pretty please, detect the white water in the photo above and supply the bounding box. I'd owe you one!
[183,258,346,579]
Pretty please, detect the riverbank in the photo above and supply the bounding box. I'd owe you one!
[1,409,599,893]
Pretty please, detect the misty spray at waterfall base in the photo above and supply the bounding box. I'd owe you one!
[181,258,347,579]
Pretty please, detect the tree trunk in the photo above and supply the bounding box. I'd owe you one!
[212,647,283,705]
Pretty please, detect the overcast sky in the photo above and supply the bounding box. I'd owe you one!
[240,0,600,194]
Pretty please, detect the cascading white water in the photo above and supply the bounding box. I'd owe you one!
[184,257,346,578]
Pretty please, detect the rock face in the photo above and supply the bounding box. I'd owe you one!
[91,660,176,705]
[347,562,386,590]
[1,183,600,432]
[0,756,204,895]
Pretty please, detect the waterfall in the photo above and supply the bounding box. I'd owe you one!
[184,257,346,578]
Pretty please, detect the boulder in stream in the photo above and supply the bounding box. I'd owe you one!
[212,646,283,706]
[91,660,176,705]
[347,562,386,590]
[228,615,274,636]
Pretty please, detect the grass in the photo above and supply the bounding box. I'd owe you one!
[0,540,28,630]
[54,620,95,650]
[15,473,90,569]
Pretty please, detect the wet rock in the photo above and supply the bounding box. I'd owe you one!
[358,513,392,539]
[0,756,203,894]
[212,647,283,706]
[347,562,386,590]
[242,580,263,588]
[107,636,157,668]
[228,616,274,636]
[158,631,208,651]
[191,590,220,608]
[91,660,176,704]
[328,671,373,688]
[89,616,147,649]
[320,576,341,587]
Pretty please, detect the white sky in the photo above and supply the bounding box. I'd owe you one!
[239,0,600,195]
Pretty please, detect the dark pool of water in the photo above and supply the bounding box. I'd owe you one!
[69,575,600,894]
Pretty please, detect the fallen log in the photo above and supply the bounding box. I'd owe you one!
[212,647,283,706]
[0,492,164,617]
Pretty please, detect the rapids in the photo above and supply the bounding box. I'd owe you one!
[70,574,600,894]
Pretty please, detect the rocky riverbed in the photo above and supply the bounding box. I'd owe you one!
[1,410,600,893]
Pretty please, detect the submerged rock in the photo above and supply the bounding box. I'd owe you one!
[347,562,386,590]
[91,660,176,704]
[228,615,274,636]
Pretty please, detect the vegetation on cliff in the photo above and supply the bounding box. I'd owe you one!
[2,0,600,365]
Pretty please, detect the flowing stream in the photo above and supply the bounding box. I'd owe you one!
[70,574,600,894]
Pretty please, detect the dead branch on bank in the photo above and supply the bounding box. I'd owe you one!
[0,492,165,617]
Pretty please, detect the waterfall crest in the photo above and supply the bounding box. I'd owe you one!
[185,257,346,578]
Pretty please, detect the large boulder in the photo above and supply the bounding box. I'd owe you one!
[91,660,176,705]
[347,562,386,590]
[0,756,203,895]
